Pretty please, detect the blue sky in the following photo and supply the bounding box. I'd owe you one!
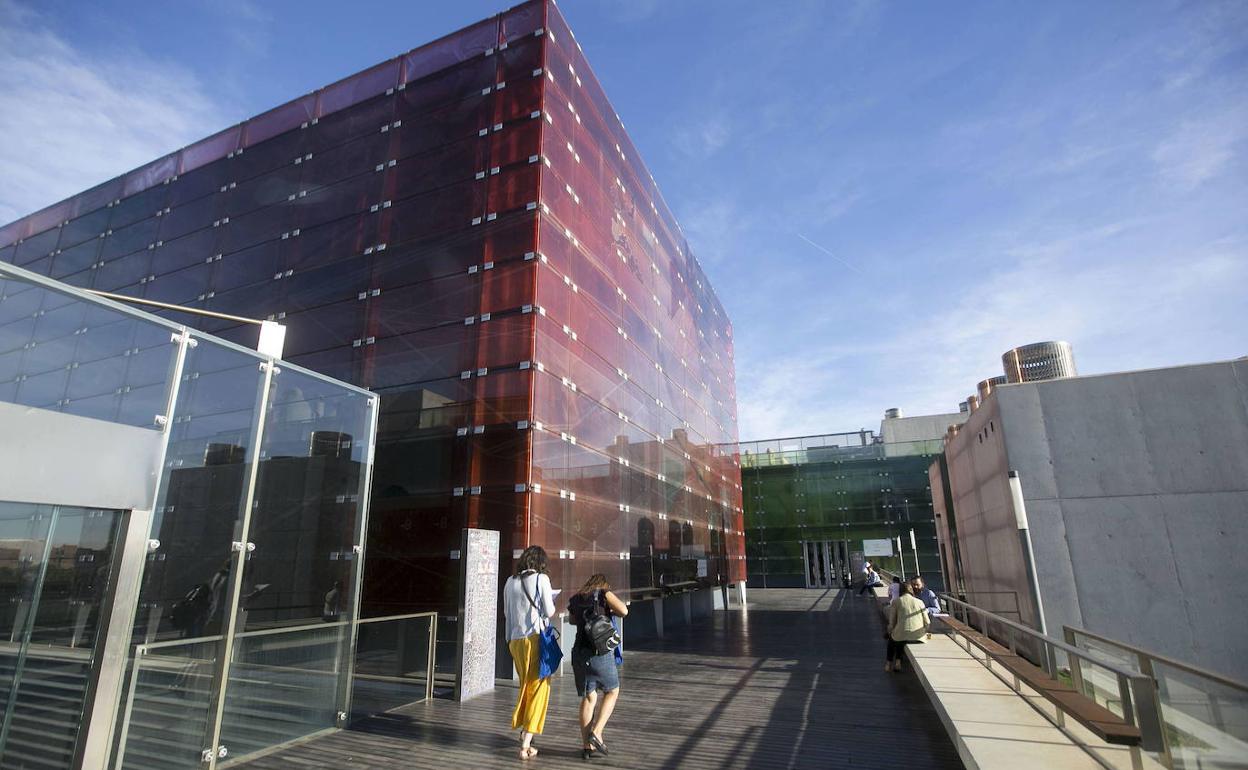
[1,0,1244,440]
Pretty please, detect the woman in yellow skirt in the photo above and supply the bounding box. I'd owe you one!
[503,546,557,760]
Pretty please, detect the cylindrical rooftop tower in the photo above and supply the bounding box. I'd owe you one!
[1002,341,1076,383]
[977,375,1008,402]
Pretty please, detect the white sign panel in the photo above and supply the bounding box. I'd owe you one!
[455,528,499,702]
[863,538,894,557]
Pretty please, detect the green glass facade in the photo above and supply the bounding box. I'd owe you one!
[740,432,946,589]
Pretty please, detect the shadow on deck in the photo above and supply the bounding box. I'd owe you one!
[234,588,963,769]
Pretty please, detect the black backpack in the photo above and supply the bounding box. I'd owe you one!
[579,591,621,656]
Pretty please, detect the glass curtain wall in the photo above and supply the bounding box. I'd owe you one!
[0,0,744,632]
[740,432,945,589]
[0,262,378,770]
[528,2,745,598]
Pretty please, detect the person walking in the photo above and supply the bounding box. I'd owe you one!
[567,574,628,760]
[503,546,558,760]
[885,581,931,671]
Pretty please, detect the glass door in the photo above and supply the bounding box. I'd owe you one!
[801,541,835,589]
[0,501,125,770]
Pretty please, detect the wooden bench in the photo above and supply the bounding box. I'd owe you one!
[941,615,1142,747]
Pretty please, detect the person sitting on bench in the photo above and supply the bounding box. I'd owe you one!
[858,566,883,595]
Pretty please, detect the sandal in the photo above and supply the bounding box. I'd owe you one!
[589,733,608,756]
[520,746,539,760]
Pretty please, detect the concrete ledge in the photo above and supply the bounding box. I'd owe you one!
[907,634,1113,770]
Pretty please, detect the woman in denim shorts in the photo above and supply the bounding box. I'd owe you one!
[567,574,629,760]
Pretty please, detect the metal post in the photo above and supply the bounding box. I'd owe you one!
[335,393,379,724]
[1008,471,1047,635]
[199,359,277,768]
[425,616,437,702]
[74,508,154,770]
[1064,627,1086,695]
[82,327,194,770]
[909,528,919,577]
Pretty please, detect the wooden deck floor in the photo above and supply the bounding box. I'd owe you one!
[235,588,963,769]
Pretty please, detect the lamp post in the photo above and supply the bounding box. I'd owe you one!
[1008,470,1047,635]
[909,528,918,578]
[895,535,906,577]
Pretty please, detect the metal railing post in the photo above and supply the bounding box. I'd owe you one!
[1064,627,1086,696]
[426,616,437,702]
[1128,665,1167,756]
[199,359,277,768]
[334,393,380,727]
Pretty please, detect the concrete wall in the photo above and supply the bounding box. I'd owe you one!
[942,359,1248,681]
[880,412,966,445]
[0,401,164,510]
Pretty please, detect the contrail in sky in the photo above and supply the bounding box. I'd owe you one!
[796,233,863,274]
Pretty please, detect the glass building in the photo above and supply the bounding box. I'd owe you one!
[739,432,946,590]
[0,5,743,761]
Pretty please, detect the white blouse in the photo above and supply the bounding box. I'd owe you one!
[503,571,556,641]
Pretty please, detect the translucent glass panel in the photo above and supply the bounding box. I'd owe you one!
[132,342,266,644]
[0,273,178,426]
[350,614,436,720]
[219,624,349,756]
[116,637,222,770]
[239,367,373,632]
[0,502,125,770]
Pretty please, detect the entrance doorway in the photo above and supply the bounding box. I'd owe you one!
[801,540,850,588]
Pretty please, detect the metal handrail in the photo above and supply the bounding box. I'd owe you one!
[1065,624,1248,692]
[1065,624,1248,770]
[358,610,438,625]
[938,593,1166,759]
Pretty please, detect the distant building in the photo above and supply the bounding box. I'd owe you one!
[740,409,965,589]
[931,358,1248,681]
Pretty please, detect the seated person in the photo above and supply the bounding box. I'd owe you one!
[909,576,941,614]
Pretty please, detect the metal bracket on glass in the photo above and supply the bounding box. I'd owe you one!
[154,414,168,427]
[147,539,161,552]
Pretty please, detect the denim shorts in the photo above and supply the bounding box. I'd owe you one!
[572,646,619,697]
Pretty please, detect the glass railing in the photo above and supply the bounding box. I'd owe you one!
[738,438,945,468]
[113,636,222,770]
[112,613,436,769]
[1065,626,1248,770]
[350,613,438,722]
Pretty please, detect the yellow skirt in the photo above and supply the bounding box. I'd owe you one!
[508,633,551,734]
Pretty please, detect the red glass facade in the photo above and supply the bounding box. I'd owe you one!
[0,0,744,612]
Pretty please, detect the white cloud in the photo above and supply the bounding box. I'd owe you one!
[735,225,1248,439]
[1151,106,1247,190]
[672,116,731,159]
[0,1,233,224]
